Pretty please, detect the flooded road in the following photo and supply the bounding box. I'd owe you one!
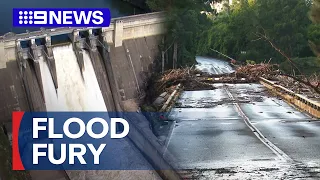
[195,56,234,75]
[164,57,320,179]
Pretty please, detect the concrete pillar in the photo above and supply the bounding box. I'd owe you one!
[16,41,27,74]
[88,29,93,35]
[70,30,84,71]
[102,31,114,44]
[45,36,53,57]
[0,42,6,68]
[43,36,58,89]
[88,29,98,51]
[30,39,39,60]
[71,31,79,43]
[114,20,124,47]
[4,40,17,62]
[97,33,123,112]
[102,27,113,45]
[29,39,45,100]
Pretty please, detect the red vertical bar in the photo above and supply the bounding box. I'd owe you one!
[12,111,25,170]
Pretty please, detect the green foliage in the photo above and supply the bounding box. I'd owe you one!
[246,60,256,65]
[147,0,319,74]
[146,0,213,68]
[205,0,314,66]
[146,0,212,12]
[309,0,320,57]
[280,56,320,75]
[309,0,320,23]
[308,24,320,46]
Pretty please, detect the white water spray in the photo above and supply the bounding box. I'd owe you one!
[39,44,107,111]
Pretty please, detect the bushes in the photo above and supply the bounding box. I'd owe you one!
[146,0,213,68]
[207,0,314,64]
[280,57,320,75]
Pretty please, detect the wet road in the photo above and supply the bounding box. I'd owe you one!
[164,57,320,179]
[195,56,234,75]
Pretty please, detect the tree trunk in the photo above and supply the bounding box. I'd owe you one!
[166,48,168,64]
[161,51,165,73]
[173,42,178,69]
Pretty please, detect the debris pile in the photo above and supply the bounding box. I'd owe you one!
[154,63,279,93]
[200,75,256,84]
[235,63,279,80]
[155,68,212,91]
[274,75,320,101]
[183,80,216,91]
[144,62,319,103]
[234,63,319,100]
[145,68,214,99]
[158,68,193,85]
[159,68,203,84]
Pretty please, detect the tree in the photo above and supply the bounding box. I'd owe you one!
[310,0,320,23]
[309,0,320,56]
[205,0,314,66]
[146,0,213,68]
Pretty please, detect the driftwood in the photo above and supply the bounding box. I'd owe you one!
[154,67,214,94]
[253,29,320,95]
[280,74,320,94]
[236,63,278,79]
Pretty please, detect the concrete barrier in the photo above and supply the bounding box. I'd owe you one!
[259,77,320,118]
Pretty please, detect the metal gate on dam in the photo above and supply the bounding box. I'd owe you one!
[0,11,165,118]
[0,12,176,180]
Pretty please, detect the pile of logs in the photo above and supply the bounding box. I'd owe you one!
[235,63,278,80]
[183,80,216,91]
[275,74,320,98]
[155,68,213,93]
[159,69,190,83]
[159,68,201,83]
[234,63,319,96]
[150,63,319,100]
[155,63,279,92]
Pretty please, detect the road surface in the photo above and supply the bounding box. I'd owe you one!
[195,56,234,75]
[164,57,320,179]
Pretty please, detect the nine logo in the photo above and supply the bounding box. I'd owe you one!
[12,8,111,27]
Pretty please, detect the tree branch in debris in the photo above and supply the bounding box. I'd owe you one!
[253,31,303,75]
[281,73,320,94]
[253,29,320,94]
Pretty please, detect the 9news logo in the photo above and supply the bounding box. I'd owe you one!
[12,8,111,27]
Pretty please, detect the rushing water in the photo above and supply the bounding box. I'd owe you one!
[0,0,143,35]
[196,56,234,75]
[39,44,107,111]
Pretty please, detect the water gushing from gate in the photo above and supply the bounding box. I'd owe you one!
[39,44,107,111]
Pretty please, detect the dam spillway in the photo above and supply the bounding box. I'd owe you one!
[0,12,173,180]
[0,11,166,115]
[40,44,107,111]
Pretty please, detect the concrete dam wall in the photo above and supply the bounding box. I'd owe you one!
[0,12,173,180]
[0,11,165,118]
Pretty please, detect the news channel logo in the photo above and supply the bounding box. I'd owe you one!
[12,8,111,27]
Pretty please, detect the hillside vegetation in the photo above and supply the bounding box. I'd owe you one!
[147,0,320,75]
